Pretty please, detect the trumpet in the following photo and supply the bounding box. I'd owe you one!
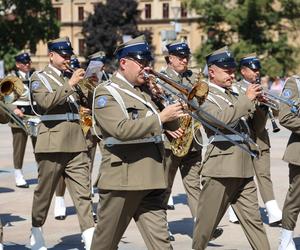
[146,69,259,158]
[63,63,94,134]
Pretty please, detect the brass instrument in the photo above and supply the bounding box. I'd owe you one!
[147,69,208,157]
[64,63,96,135]
[255,77,280,133]
[268,107,280,133]
[147,69,258,158]
[0,75,24,103]
[0,75,40,136]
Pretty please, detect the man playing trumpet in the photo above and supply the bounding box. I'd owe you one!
[29,37,95,250]
[228,53,282,225]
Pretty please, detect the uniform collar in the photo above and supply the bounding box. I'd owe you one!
[208,80,226,93]
[48,63,62,77]
[115,71,135,89]
[18,70,27,79]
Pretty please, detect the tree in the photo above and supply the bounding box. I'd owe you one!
[186,0,300,77]
[0,0,59,71]
[82,0,152,70]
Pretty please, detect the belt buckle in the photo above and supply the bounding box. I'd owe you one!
[154,135,162,143]
[66,113,74,121]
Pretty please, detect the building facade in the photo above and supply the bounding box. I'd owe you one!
[32,0,204,71]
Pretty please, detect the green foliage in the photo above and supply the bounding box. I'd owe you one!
[0,0,60,71]
[82,0,152,71]
[186,0,300,77]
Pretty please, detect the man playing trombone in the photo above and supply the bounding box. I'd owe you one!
[159,40,222,241]
[228,53,282,225]
[192,47,270,250]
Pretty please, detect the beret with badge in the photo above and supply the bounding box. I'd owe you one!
[239,53,261,70]
[206,46,237,69]
[15,52,31,64]
[114,35,153,62]
[47,37,74,56]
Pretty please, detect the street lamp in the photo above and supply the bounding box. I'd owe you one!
[171,6,181,34]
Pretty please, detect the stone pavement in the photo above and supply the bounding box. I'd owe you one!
[0,120,299,250]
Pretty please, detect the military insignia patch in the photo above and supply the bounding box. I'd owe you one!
[31,81,40,90]
[282,89,292,99]
[96,96,107,108]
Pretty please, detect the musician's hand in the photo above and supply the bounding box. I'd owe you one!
[69,68,85,87]
[159,102,184,123]
[246,84,262,101]
[166,128,184,139]
[80,106,91,115]
[13,108,24,118]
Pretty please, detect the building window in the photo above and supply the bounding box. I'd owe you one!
[181,3,188,18]
[78,6,84,21]
[78,39,85,56]
[145,4,151,19]
[54,7,61,21]
[162,3,169,19]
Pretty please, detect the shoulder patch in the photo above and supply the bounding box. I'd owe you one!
[31,81,40,90]
[96,96,107,108]
[282,89,292,99]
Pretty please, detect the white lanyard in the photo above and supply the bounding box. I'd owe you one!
[110,83,158,115]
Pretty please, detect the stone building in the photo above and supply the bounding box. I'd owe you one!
[32,0,203,71]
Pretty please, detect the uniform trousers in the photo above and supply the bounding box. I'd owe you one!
[164,149,201,217]
[253,149,275,202]
[192,177,270,250]
[11,127,36,169]
[55,132,100,196]
[282,164,300,230]
[32,151,94,232]
[91,189,172,250]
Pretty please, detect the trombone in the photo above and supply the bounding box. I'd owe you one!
[146,69,259,158]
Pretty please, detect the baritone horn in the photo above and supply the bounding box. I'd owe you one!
[146,68,208,157]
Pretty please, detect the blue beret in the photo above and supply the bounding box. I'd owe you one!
[114,35,153,62]
[166,41,190,56]
[15,53,31,64]
[48,37,73,56]
[240,55,261,70]
[206,47,236,69]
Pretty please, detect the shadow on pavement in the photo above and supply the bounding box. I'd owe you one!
[1,213,26,226]
[169,217,193,238]
[26,178,38,186]
[173,193,188,206]
[2,243,28,249]
[49,233,83,249]
[0,187,14,193]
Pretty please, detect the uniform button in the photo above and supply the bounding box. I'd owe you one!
[151,132,154,136]
[65,90,68,93]
[248,109,251,112]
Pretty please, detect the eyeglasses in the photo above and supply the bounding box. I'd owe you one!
[126,57,152,68]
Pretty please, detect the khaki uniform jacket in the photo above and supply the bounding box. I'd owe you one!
[160,66,202,151]
[279,76,300,165]
[30,65,87,153]
[94,74,172,191]
[234,80,270,151]
[199,83,256,178]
